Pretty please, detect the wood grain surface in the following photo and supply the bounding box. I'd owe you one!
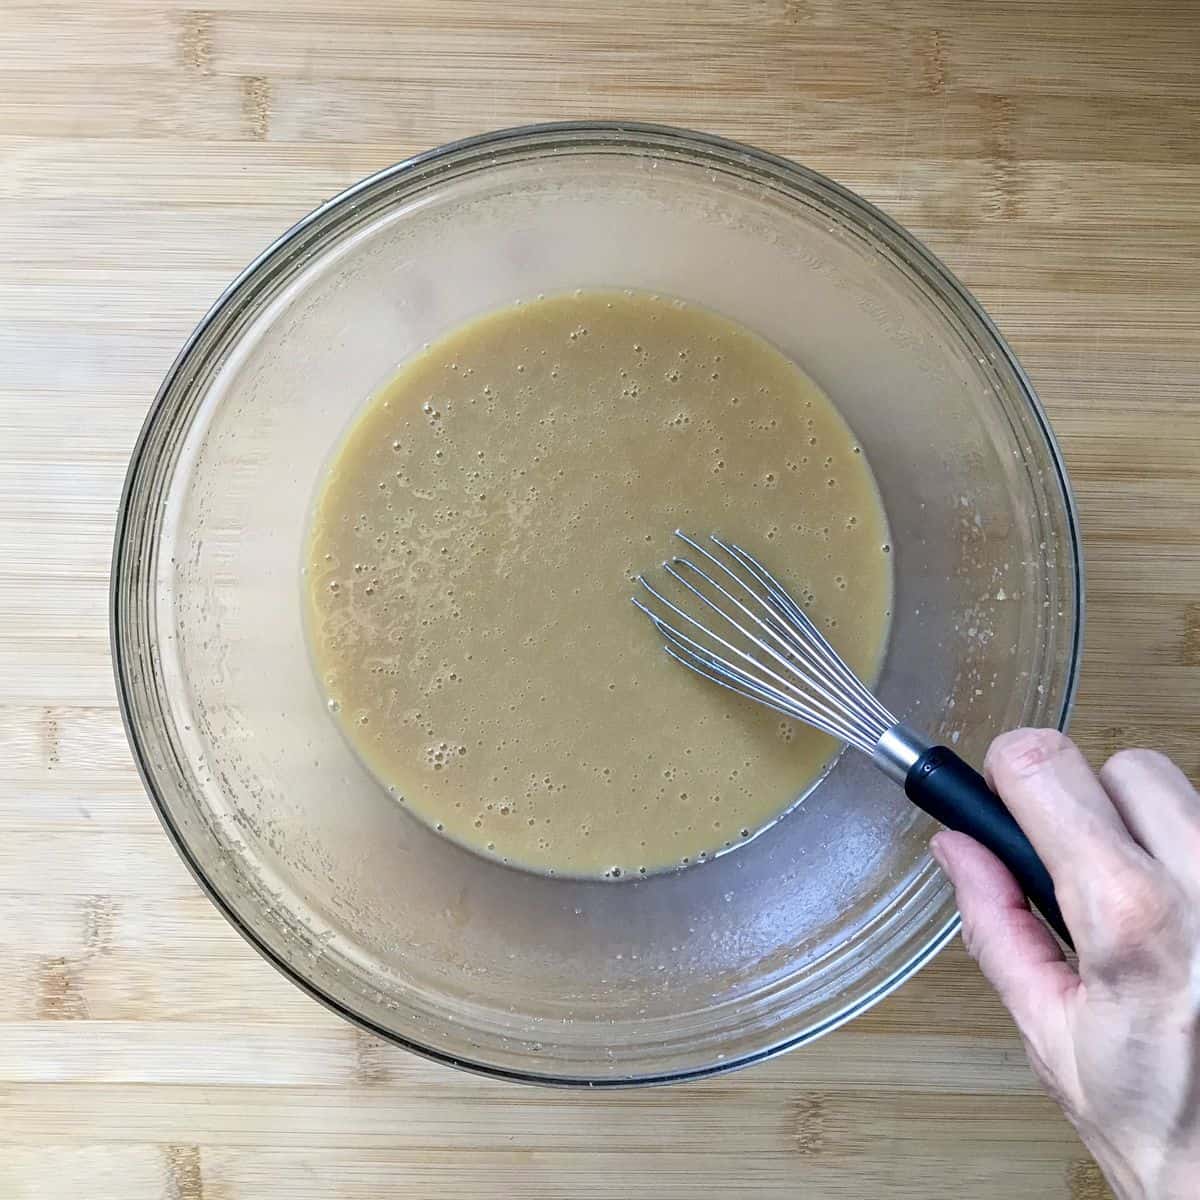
[2,1,1199,1196]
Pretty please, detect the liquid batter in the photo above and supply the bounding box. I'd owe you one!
[305,291,892,877]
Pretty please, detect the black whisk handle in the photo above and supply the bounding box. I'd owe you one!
[906,745,1073,949]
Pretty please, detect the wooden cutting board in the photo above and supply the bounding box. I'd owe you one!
[2,2,1197,1196]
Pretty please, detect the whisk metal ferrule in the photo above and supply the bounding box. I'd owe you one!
[872,723,930,784]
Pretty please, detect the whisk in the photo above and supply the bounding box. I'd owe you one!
[633,531,1072,947]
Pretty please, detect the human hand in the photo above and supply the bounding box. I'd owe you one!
[930,729,1200,1200]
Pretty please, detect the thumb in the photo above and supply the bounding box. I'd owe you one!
[931,831,1079,1071]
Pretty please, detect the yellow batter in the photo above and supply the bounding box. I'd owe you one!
[305,291,892,877]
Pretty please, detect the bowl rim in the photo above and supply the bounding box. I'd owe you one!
[111,120,1084,1087]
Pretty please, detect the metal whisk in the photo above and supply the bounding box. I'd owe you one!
[634,531,1072,947]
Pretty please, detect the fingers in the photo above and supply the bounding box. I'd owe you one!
[983,729,1149,892]
[931,830,1078,1073]
[1098,749,1200,888]
[984,730,1188,984]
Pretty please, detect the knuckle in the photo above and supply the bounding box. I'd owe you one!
[1089,864,1185,970]
[988,728,1074,782]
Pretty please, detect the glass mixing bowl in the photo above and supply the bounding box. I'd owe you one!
[112,123,1082,1085]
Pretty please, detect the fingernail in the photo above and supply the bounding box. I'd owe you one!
[929,834,947,869]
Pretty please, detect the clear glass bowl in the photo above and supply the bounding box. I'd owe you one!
[112,123,1082,1085]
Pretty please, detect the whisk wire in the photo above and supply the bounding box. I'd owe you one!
[633,532,897,754]
[664,561,844,704]
[662,560,879,744]
[712,535,896,733]
[676,533,894,736]
[654,617,870,749]
[632,578,862,740]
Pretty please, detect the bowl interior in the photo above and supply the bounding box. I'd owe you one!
[115,126,1079,1083]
